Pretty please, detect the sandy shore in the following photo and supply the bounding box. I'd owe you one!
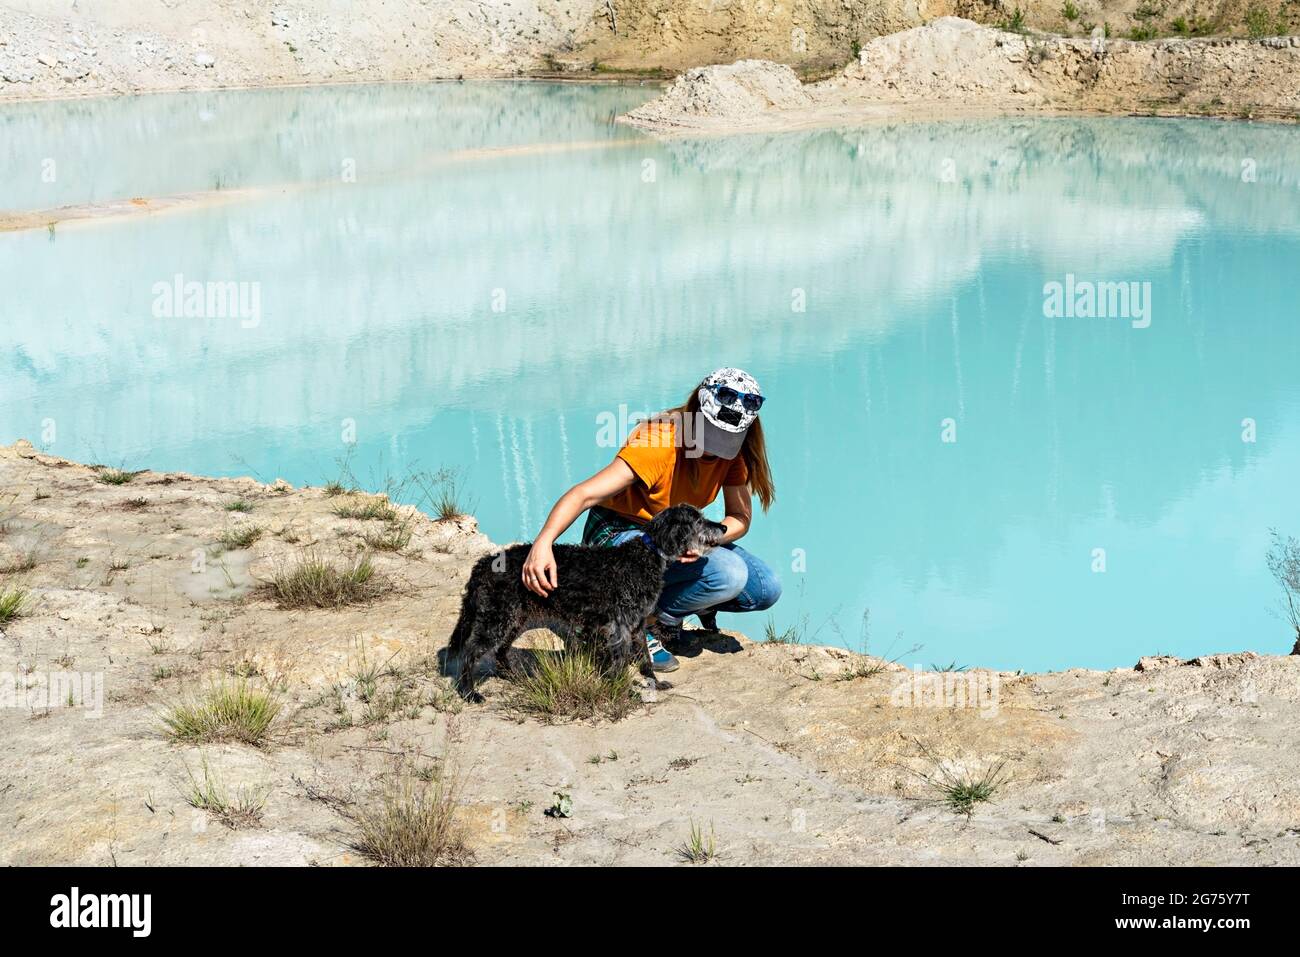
[2,439,1298,866]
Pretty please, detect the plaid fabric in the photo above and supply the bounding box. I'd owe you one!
[581,506,642,548]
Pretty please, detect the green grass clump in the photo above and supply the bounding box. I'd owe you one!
[97,468,136,486]
[415,467,471,522]
[0,587,29,624]
[262,551,386,608]
[508,648,639,722]
[161,680,282,746]
[911,741,1011,816]
[224,500,254,513]
[351,771,470,867]
[763,615,804,645]
[362,522,412,553]
[332,496,398,522]
[218,525,263,550]
[678,819,718,864]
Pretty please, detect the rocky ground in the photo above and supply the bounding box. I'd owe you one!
[621,17,1300,131]
[0,0,610,100]
[2,439,1298,866]
[3,1,1298,102]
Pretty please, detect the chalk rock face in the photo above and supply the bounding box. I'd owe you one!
[622,58,811,127]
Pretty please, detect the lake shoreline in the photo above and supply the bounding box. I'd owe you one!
[4,439,1298,865]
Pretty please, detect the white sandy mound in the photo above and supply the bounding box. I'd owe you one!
[622,58,810,126]
[849,16,1043,98]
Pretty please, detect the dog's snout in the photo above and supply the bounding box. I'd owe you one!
[701,520,727,546]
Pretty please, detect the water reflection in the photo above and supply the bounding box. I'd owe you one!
[3,89,1299,669]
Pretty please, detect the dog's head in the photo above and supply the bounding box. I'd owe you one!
[644,504,727,561]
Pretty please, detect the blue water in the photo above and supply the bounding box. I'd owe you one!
[4,82,1300,671]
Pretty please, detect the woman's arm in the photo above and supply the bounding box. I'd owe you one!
[521,458,637,596]
[720,484,753,543]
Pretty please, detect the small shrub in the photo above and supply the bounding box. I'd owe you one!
[1266,529,1300,650]
[0,587,29,624]
[1128,24,1157,40]
[262,550,386,608]
[1001,7,1028,33]
[1062,1,1080,21]
[350,771,470,867]
[1244,5,1274,36]
[224,500,253,513]
[508,648,639,722]
[161,680,282,746]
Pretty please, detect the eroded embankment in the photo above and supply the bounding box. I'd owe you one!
[2,439,1298,866]
[620,18,1300,131]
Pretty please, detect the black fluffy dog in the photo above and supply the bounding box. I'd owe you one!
[449,504,726,698]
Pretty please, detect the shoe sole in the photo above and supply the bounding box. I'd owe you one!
[652,660,680,673]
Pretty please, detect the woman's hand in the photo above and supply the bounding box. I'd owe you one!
[522,541,558,596]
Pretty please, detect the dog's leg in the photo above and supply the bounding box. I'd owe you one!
[493,614,525,676]
[457,615,505,702]
[617,615,659,692]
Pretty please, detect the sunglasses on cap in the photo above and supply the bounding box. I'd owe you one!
[707,383,765,412]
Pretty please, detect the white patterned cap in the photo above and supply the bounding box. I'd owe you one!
[696,367,762,459]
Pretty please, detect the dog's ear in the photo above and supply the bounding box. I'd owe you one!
[647,505,695,559]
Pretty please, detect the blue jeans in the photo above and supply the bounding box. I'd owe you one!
[609,530,782,626]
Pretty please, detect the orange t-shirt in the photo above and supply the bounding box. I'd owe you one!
[601,420,749,523]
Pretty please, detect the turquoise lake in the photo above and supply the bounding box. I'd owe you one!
[3,82,1300,671]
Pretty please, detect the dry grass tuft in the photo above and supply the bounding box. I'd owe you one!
[508,648,639,722]
[262,550,388,608]
[161,680,283,747]
[350,767,471,867]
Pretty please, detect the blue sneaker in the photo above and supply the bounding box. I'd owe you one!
[646,634,680,673]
